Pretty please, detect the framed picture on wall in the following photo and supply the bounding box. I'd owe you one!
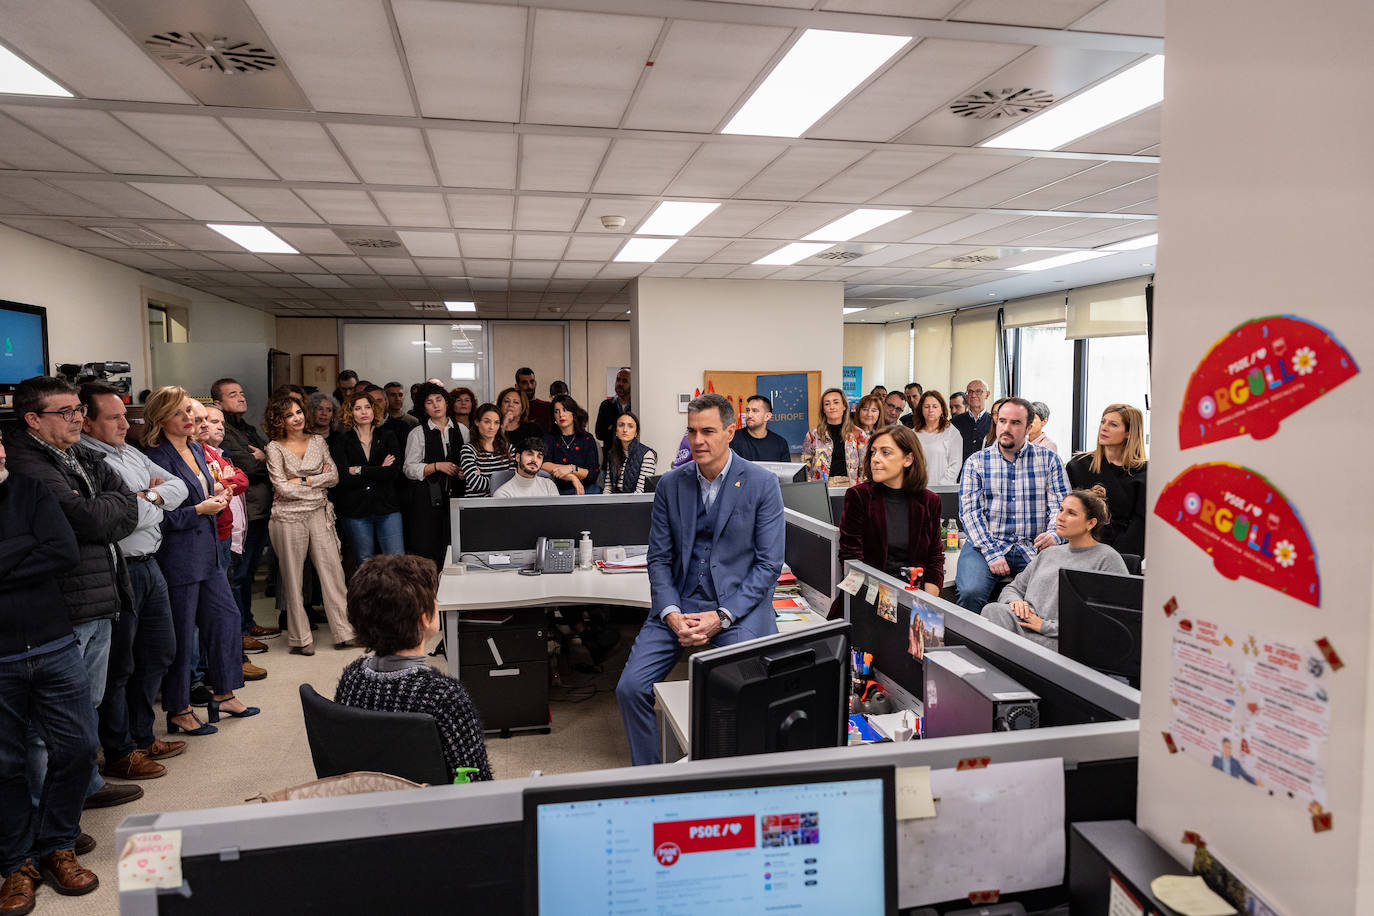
[301,354,338,393]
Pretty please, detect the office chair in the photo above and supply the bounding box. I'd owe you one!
[1118,553,1143,575]
[487,468,516,492]
[298,684,451,785]
[644,474,662,493]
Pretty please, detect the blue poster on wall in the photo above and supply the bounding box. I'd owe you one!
[842,365,863,402]
[757,372,810,454]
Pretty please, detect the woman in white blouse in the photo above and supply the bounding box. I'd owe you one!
[912,390,964,486]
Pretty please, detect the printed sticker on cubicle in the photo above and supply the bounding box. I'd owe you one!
[1154,462,1320,606]
[1178,314,1358,449]
[118,830,183,891]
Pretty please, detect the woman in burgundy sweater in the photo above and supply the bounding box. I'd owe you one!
[831,425,945,618]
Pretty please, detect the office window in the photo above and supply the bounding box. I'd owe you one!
[1013,323,1075,456]
[1084,334,1151,451]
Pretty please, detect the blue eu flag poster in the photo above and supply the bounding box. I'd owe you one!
[757,372,809,454]
[842,366,862,401]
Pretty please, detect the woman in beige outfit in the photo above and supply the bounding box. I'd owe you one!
[262,393,355,654]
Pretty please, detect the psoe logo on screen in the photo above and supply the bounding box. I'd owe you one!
[1154,462,1320,606]
[654,842,680,866]
[652,815,756,864]
[1179,314,1359,449]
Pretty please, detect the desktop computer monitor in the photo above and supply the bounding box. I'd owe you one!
[1058,569,1144,688]
[779,480,832,525]
[689,620,850,761]
[524,765,896,916]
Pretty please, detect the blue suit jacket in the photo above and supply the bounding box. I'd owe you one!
[647,455,785,639]
[143,439,224,588]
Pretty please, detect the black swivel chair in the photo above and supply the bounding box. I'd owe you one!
[1118,553,1144,575]
[298,684,451,785]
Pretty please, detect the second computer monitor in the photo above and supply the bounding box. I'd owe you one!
[1058,569,1144,688]
[779,480,832,525]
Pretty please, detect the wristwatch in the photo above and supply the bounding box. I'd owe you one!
[716,609,731,630]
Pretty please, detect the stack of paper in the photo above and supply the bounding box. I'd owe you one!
[595,558,647,574]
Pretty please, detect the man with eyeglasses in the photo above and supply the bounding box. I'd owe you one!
[950,378,993,461]
[4,376,143,896]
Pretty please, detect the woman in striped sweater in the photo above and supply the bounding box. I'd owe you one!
[458,403,514,497]
[601,411,656,494]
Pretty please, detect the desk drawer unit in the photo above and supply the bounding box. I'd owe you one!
[457,622,546,666]
[457,623,549,733]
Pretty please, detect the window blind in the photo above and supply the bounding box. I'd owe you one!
[883,320,912,391]
[912,314,952,396]
[1066,277,1149,339]
[1002,291,1067,328]
[950,307,999,394]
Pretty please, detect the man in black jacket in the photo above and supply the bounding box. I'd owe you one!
[594,368,632,457]
[0,427,103,907]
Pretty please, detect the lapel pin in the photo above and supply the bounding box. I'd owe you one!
[734,480,741,487]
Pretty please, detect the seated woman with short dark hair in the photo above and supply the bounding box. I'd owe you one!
[334,555,493,782]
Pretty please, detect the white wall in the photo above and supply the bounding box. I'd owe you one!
[275,318,339,386]
[1139,3,1374,913]
[842,324,885,392]
[0,224,275,405]
[631,278,844,460]
[569,320,631,412]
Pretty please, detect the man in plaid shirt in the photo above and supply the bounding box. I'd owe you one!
[956,397,1069,613]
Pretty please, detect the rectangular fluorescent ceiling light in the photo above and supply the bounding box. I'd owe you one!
[805,209,911,242]
[0,43,73,97]
[1009,250,1111,272]
[843,307,866,315]
[723,30,912,138]
[1102,233,1158,251]
[444,300,477,312]
[206,224,298,254]
[614,237,677,263]
[982,55,1164,151]
[753,242,832,266]
[638,201,720,236]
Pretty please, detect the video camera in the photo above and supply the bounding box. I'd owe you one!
[56,361,133,397]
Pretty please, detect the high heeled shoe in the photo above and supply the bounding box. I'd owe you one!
[166,711,217,736]
[208,697,261,723]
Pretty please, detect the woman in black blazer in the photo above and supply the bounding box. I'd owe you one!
[831,425,945,619]
[331,390,404,565]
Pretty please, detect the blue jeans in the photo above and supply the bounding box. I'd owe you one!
[25,618,109,810]
[231,517,270,633]
[954,544,1030,613]
[100,559,175,757]
[338,513,405,566]
[1,641,99,873]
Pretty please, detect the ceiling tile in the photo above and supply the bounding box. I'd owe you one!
[576,199,653,234]
[862,211,964,243]
[871,154,1020,206]
[820,0,961,13]
[245,0,415,115]
[660,238,726,262]
[447,194,514,230]
[738,147,868,201]
[525,9,662,127]
[692,202,785,238]
[563,237,622,261]
[933,157,1094,208]
[812,38,1029,142]
[367,257,419,275]
[427,130,518,190]
[373,192,451,228]
[222,119,359,182]
[0,178,114,217]
[1061,107,1162,155]
[113,113,276,179]
[1005,162,1158,210]
[127,183,255,221]
[397,230,460,258]
[273,227,354,254]
[206,253,273,272]
[465,259,511,278]
[1071,0,1165,36]
[954,0,1105,29]
[512,260,557,279]
[216,186,323,223]
[0,113,100,172]
[519,135,611,193]
[1070,176,1158,213]
[393,0,527,121]
[749,205,853,240]
[458,234,514,259]
[260,254,323,272]
[152,250,232,270]
[911,213,1024,244]
[666,142,787,198]
[1,107,193,175]
[513,235,569,261]
[592,139,699,195]
[93,249,175,270]
[308,255,372,273]
[2,218,130,247]
[709,240,780,264]
[328,125,437,186]
[414,258,466,275]
[295,189,384,224]
[514,196,585,232]
[959,215,1084,246]
[0,0,194,103]
[804,150,950,203]
[297,274,351,288]
[623,20,790,132]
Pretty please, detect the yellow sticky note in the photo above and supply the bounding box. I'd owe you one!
[117,829,183,892]
[1149,875,1236,916]
[895,765,936,820]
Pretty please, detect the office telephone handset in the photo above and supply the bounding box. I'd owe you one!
[532,536,577,574]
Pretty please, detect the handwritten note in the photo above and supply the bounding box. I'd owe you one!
[838,570,865,596]
[1150,875,1236,916]
[118,829,183,891]
[864,579,879,604]
[895,766,936,820]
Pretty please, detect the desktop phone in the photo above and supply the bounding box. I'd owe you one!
[534,536,577,574]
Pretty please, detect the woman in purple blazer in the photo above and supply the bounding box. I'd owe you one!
[142,387,260,736]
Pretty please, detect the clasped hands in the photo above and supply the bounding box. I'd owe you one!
[1007,600,1043,633]
[664,610,723,647]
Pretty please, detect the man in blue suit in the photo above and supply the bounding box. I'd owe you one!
[616,393,785,765]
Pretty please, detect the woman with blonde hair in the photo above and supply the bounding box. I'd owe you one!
[263,392,355,654]
[1066,404,1149,557]
[800,387,866,482]
[142,388,259,734]
[911,390,963,485]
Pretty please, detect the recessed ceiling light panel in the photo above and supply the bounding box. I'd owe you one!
[206,223,298,254]
[753,242,832,266]
[0,43,73,97]
[1102,233,1158,251]
[804,209,911,242]
[637,201,720,237]
[1008,250,1111,272]
[614,237,677,263]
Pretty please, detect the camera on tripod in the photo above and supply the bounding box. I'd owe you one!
[56,361,133,397]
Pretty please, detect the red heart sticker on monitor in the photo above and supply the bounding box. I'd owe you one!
[1179,315,1358,448]
[1155,462,1320,606]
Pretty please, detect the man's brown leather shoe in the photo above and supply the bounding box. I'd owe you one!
[0,861,40,915]
[242,660,267,680]
[247,625,280,638]
[143,738,186,760]
[38,850,98,896]
[242,635,268,653]
[103,750,166,780]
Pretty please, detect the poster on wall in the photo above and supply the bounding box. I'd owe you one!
[1178,314,1359,449]
[1168,613,1331,807]
[756,371,811,454]
[1154,462,1320,606]
[842,365,863,402]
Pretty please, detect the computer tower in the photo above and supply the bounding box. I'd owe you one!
[922,646,1039,738]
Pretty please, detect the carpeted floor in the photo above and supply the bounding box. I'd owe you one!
[38,598,646,915]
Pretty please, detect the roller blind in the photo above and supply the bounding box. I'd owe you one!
[1002,291,1067,328]
[1066,277,1148,339]
[912,314,952,396]
[883,320,912,390]
[950,307,999,395]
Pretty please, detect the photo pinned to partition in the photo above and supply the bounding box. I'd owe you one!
[1179,314,1359,449]
[907,600,946,661]
[875,584,898,623]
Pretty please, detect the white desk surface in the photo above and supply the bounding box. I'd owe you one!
[437,566,652,611]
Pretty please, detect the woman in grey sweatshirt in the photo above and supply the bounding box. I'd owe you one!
[982,485,1128,650]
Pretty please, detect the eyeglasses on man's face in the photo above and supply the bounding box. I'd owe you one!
[37,404,88,422]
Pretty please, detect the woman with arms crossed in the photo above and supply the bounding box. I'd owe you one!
[458,403,514,497]
[542,395,600,495]
[1066,404,1148,558]
[331,390,404,565]
[403,382,464,571]
[601,411,656,494]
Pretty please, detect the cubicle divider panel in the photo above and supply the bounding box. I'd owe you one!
[782,508,838,611]
[452,493,654,561]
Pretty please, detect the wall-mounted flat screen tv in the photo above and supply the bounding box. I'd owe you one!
[0,300,49,394]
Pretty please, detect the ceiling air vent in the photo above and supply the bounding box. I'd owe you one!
[145,32,278,74]
[85,226,179,248]
[951,254,999,264]
[335,229,405,253]
[799,243,887,267]
[813,249,865,262]
[346,238,402,250]
[950,88,1054,119]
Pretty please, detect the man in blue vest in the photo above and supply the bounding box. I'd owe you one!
[616,393,785,765]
